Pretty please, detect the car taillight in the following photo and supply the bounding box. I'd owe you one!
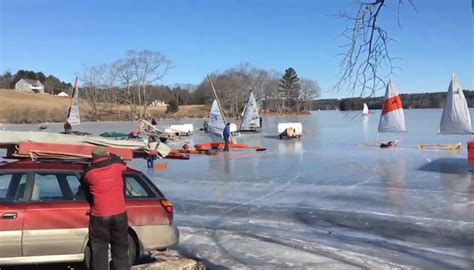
[160,199,173,214]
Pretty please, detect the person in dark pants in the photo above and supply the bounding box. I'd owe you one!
[203,119,208,133]
[64,121,72,134]
[84,147,129,270]
[223,123,231,152]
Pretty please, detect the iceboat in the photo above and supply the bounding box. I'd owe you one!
[140,119,180,141]
[239,91,261,132]
[362,103,370,115]
[418,73,472,151]
[207,99,237,140]
[61,77,91,136]
[66,77,81,126]
[361,79,406,147]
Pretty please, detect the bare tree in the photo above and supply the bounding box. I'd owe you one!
[335,0,416,97]
[113,57,138,119]
[80,65,109,120]
[300,78,321,111]
[129,50,173,118]
[195,64,283,117]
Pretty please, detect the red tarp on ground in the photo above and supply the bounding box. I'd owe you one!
[194,143,266,151]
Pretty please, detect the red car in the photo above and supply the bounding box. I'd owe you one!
[0,160,179,268]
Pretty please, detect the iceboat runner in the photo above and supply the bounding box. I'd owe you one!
[418,73,472,151]
[239,91,261,132]
[361,79,406,147]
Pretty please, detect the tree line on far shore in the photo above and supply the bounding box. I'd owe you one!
[17,50,320,120]
[312,91,474,111]
[0,55,321,121]
[0,70,72,94]
[5,49,470,120]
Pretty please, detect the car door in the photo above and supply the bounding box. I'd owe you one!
[22,171,89,257]
[0,172,28,259]
[124,173,177,250]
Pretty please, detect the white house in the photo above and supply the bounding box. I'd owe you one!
[57,91,69,97]
[15,79,44,93]
[150,100,168,107]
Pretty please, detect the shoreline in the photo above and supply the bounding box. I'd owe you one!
[0,89,311,124]
[0,111,311,125]
[0,109,311,125]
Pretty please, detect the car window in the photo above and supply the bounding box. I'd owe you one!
[31,173,83,202]
[124,174,155,198]
[65,175,82,198]
[0,173,28,202]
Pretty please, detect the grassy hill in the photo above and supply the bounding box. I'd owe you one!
[0,89,208,124]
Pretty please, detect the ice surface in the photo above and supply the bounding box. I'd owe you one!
[1,109,473,269]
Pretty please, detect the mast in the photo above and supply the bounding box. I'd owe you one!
[239,90,251,131]
[207,75,234,142]
[207,75,229,126]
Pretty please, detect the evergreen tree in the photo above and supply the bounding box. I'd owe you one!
[279,67,300,111]
[166,99,179,113]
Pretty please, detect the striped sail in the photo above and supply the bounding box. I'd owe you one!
[378,79,406,133]
[439,73,472,134]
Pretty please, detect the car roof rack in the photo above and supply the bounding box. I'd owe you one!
[1,141,189,162]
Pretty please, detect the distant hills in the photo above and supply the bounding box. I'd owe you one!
[311,90,474,111]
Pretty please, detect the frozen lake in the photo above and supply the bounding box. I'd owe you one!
[2,108,474,269]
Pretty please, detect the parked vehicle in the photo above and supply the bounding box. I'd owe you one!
[0,160,179,268]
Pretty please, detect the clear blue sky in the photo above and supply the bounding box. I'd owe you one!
[0,0,472,98]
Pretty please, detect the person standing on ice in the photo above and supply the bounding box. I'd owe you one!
[84,147,129,270]
[223,122,231,151]
[63,121,72,134]
[203,119,208,133]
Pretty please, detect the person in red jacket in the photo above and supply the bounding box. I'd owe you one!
[84,147,129,270]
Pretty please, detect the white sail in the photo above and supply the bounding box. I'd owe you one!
[67,81,80,125]
[208,99,226,139]
[362,103,369,115]
[240,91,260,130]
[378,79,406,133]
[439,73,472,134]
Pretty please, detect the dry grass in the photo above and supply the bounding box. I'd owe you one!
[0,89,71,123]
[0,89,209,123]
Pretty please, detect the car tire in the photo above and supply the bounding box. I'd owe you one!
[83,234,137,270]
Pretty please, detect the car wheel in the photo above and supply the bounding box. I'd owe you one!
[84,234,137,270]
